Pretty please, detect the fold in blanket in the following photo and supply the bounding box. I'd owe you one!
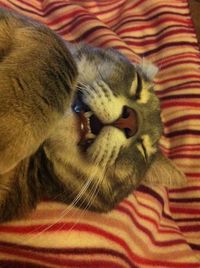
[0,0,199,267]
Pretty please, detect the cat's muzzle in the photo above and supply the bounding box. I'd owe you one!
[72,91,138,151]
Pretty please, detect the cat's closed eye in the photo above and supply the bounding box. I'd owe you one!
[129,71,142,99]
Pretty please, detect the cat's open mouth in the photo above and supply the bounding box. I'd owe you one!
[72,91,103,150]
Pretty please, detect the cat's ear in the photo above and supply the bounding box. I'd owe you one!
[139,58,159,81]
[143,151,187,188]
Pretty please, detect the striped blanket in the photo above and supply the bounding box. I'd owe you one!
[0,0,200,267]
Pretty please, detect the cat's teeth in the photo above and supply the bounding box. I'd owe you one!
[84,111,93,118]
[81,123,84,130]
[86,118,91,132]
[85,133,96,140]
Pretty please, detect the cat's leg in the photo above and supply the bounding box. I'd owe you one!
[0,158,40,222]
[0,10,77,174]
[0,71,77,175]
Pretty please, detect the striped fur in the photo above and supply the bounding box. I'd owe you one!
[0,8,185,221]
[0,0,199,267]
[0,8,78,220]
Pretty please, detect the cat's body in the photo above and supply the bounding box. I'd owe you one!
[0,8,186,222]
[0,8,77,221]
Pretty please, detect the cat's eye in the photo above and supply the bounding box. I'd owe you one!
[72,89,91,113]
[129,72,142,99]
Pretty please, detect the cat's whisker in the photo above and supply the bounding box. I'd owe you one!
[16,180,90,243]
[80,166,106,212]
[54,172,105,236]
[76,82,88,93]
[20,163,103,243]
[96,66,106,83]
[76,85,85,91]
[56,167,106,237]
[77,80,88,88]
[76,80,92,92]
[19,181,92,242]
[58,178,93,217]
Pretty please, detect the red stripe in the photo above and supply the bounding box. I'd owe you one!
[0,261,41,268]
[157,83,200,96]
[108,3,190,26]
[0,222,198,266]
[48,9,88,26]
[114,16,192,34]
[170,154,200,159]
[98,38,125,47]
[86,1,125,17]
[52,13,94,32]
[165,115,200,127]
[59,19,107,39]
[58,16,97,38]
[158,60,200,71]
[124,196,178,230]
[180,225,200,232]
[0,246,128,268]
[0,0,42,16]
[162,144,200,152]
[80,0,122,8]
[121,25,194,43]
[13,0,38,10]
[156,52,200,66]
[143,42,199,57]
[120,201,180,234]
[170,198,200,203]
[175,218,200,223]
[110,0,150,16]
[161,101,200,109]
[158,74,200,84]
[117,17,191,35]
[124,29,194,47]
[170,207,200,214]
[0,243,135,267]
[85,33,119,45]
[161,94,200,101]
[185,173,200,178]
[169,186,200,194]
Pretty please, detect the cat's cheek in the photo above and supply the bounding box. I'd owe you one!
[45,110,80,154]
[86,127,127,168]
[115,165,133,180]
[66,112,81,144]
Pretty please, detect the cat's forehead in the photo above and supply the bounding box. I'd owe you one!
[75,46,156,89]
[75,46,139,94]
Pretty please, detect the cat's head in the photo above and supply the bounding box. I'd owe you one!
[44,44,186,211]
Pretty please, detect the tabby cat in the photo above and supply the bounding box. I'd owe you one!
[0,8,186,222]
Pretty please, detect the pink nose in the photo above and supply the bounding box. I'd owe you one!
[112,106,138,138]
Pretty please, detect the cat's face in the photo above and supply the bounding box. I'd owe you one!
[72,46,162,181]
[44,46,184,212]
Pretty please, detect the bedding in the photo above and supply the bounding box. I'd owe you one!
[0,0,200,267]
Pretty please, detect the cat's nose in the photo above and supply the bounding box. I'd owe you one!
[112,106,138,138]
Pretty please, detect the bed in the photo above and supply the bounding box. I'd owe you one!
[0,0,199,267]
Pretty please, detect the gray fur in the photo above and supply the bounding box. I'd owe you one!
[0,9,186,222]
